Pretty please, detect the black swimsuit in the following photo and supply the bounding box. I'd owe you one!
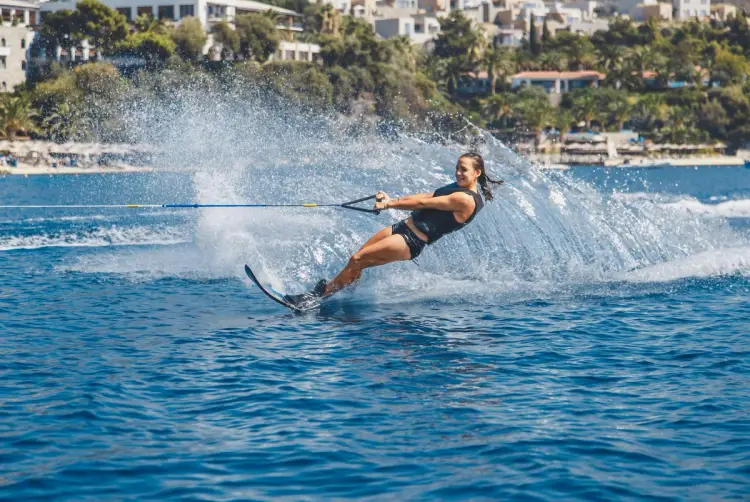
[392,183,484,259]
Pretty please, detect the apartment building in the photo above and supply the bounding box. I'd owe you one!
[673,0,711,19]
[0,0,38,92]
[40,0,317,62]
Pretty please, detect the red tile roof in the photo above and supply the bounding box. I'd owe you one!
[512,71,606,80]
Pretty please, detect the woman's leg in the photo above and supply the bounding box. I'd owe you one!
[332,226,393,288]
[324,234,411,297]
[356,226,393,252]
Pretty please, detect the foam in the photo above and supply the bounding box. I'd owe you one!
[620,247,750,282]
[662,198,750,218]
[0,225,188,252]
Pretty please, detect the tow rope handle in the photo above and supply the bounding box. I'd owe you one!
[340,194,383,215]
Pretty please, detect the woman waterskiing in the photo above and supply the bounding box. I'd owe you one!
[285,152,503,306]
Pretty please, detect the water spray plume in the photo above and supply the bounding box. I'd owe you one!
[22,71,748,297]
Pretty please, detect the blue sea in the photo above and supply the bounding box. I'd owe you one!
[1,162,749,500]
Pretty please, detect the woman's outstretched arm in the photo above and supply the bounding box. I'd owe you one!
[376,192,473,213]
[377,191,433,203]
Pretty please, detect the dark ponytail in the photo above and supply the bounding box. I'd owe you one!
[460,152,503,201]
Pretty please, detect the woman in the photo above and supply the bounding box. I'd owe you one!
[285,153,503,306]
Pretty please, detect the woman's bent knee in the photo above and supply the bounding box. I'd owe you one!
[348,253,363,267]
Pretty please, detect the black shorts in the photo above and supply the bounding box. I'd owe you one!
[392,220,428,259]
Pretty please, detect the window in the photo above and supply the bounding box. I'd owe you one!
[285,50,294,60]
[1,39,5,47]
[1,57,5,69]
[116,7,132,19]
[20,38,25,49]
[1,82,6,92]
[158,5,174,19]
[137,6,153,17]
[179,4,194,18]
[29,11,36,24]
[21,60,25,70]
[404,22,411,34]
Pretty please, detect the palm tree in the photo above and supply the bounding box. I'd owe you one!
[608,95,638,131]
[263,9,282,24]
[482,93,514,128]
[42,101,79,143]
[0,95,38,140]
[483,46,514,95]
[597,44,625,87]
[538,51,567,71]
[570,90,598,130]
[516,92,554,147]
[553,108,574,142]
[633,93,668,131]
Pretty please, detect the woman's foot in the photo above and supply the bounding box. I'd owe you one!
[284,279,328,307]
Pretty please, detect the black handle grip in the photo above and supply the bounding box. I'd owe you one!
[341,194,381,215]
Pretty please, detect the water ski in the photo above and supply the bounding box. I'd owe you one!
[244,264,321,313]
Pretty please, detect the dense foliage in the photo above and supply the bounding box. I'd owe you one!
[10,1,750,149]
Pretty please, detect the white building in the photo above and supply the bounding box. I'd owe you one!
[495,27,524,46]
[565,18,609,35]
[673,0,710,19]
[547,2,583,25]
[0,0,38,93]
[565,0,598,20]
[511,70,605,93]
[40,0,317,61]
[374,12,440,45]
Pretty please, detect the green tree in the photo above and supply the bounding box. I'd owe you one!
[432,10,484,93]
[481,93,514,127]
[697,99,730,139]
[515,87,553,147]
[172,17,207,62]
[631,93,669,131]
[529,14,540,56]
[37,9,82,58]
[538,51,567,71]
[235,13,280,63]
[597,89,636,130]
[483,46,514,95]
[542,20,552,47]
[134,14,168,35]
[709,43,749,86]
[0,95,38,140]
[563,88,598,129]
[42,101,81,143]
[553,108,574,142]
[73,62,124,96]
[211,21,240,60]
[75,0,129,55]
[124,31,176,62]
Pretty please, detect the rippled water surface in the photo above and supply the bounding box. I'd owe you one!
[1,170,749,501]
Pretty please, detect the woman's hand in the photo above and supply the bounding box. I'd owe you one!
[375,191,391,210]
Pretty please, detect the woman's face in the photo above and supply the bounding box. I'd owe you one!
[455,157,481,187]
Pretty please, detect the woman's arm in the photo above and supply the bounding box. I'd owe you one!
[376,191,433,203]
[377,192,473,213]
[398,192,434,202]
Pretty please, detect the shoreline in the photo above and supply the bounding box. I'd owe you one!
[0,165,155,175]
[534,155,748,170]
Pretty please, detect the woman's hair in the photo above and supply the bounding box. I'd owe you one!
[459,152,503,201]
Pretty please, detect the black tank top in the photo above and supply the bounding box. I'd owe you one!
[411,183,484,242]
